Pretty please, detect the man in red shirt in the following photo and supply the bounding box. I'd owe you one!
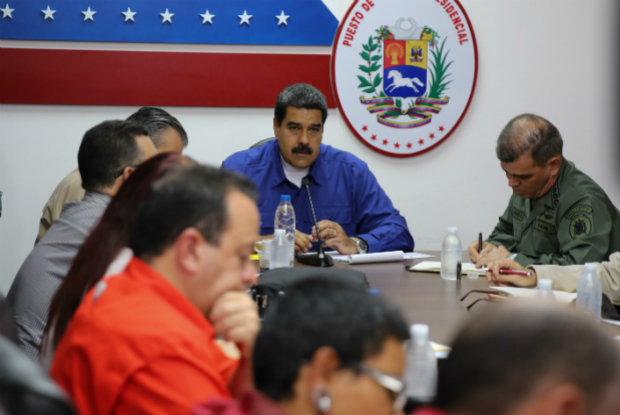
[51,165,261,415]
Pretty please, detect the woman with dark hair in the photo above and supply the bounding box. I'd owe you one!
[194,276,410,415]
[41,152,192,361]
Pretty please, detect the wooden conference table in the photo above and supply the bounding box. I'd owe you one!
[299,251,620,345]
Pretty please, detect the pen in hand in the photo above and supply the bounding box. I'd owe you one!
[490,269,532,277]
[478,232,483,254]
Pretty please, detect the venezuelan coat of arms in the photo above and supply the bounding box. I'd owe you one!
[331,0,478,157]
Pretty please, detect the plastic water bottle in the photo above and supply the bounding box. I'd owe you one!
[440,227,462,280]
[536,279,556,302]
[405,324,437,403]
[577,263,602,322]
[270,229,290,269]
[274,195,296,267]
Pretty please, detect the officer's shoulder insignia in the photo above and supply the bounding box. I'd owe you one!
[569,214,592,239]
[566,205,593,219]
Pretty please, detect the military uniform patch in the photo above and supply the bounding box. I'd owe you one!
[538,210,556,224]
[570,214,592,239]
[534,220,556,234]
[513,208,525,221]
[566,205,593,218]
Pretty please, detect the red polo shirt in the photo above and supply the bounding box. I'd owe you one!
[51,257,238,415]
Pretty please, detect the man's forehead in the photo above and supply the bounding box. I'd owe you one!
[501,155,539,173]
[283,106,322,121]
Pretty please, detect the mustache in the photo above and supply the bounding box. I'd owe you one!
[292,144,313,154]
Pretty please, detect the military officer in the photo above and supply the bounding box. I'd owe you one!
[468,114,620,267]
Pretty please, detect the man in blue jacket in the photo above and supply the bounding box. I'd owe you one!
[222,84,413,254]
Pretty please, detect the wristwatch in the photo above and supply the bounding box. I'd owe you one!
[350,237,368,254]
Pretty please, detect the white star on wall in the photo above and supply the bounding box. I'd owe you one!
[41,5,56,20]
[276,11,289,26]
[1,4,14,19]
[82,7,96,21]
[238,10,252,25]
[200,9,215,24]
[160,8,174,24]
[122,7,136,22]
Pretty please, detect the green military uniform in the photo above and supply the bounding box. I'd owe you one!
[487,158,620,267]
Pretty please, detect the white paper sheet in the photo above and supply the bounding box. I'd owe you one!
[603,319,620,327]
[407,261,487,274]
[404,252,435,259]
[490,286,577,304]
[332,250,405,264]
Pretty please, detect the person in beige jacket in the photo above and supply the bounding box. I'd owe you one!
[486,254,620,304]
[35,107,188,244]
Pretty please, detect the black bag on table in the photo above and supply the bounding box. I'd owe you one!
[251,267,369,317]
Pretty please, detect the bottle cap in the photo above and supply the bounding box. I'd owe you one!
[447,226,458,234]
[280,195,291,201]
[274,229,285,236]
[411,324,429,340]
[585,263,597,272]
[538,279,553,291]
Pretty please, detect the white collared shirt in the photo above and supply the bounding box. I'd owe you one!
[280,154,309,188]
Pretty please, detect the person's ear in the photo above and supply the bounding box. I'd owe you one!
[547,156,562,176]
[305,347,341,415]
[539,384,586,415]
[273,117,281,139]
[121,166,136,182]
[307,347,341,390]
[174,228,208,276]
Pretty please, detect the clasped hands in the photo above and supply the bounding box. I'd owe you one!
[467,240,538,288]
[295,220,358,255]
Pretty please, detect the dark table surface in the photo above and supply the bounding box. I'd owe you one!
[315,251,620,345]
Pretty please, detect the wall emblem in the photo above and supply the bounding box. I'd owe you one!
[331,0,478,157]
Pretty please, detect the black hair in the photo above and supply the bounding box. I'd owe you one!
[129,165,257,258]
[274,84,328,126]
[496,114,563,165]
[127,106,188,149]
[254,277,410,402]
[435,305,619,415]
[77,120,148,191]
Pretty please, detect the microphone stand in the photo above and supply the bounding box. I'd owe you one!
[297,180,334,267]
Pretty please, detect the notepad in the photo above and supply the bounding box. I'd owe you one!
[490,286,577,304]
[407,261,487,275]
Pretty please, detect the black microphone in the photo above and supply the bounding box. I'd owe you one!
[297,178,334,267]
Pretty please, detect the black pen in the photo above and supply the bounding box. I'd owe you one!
[478,232,483,253]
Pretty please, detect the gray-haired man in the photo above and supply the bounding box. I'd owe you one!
[469,114,620,267]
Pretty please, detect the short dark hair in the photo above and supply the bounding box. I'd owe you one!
[254,277,410,402]
[127,106,188,149]
[496,114,563,165]
[274,84,328,126]
[45,153,194,352]
[78,120,149,191]
[130,165,257,258]
[435,305,620,415]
